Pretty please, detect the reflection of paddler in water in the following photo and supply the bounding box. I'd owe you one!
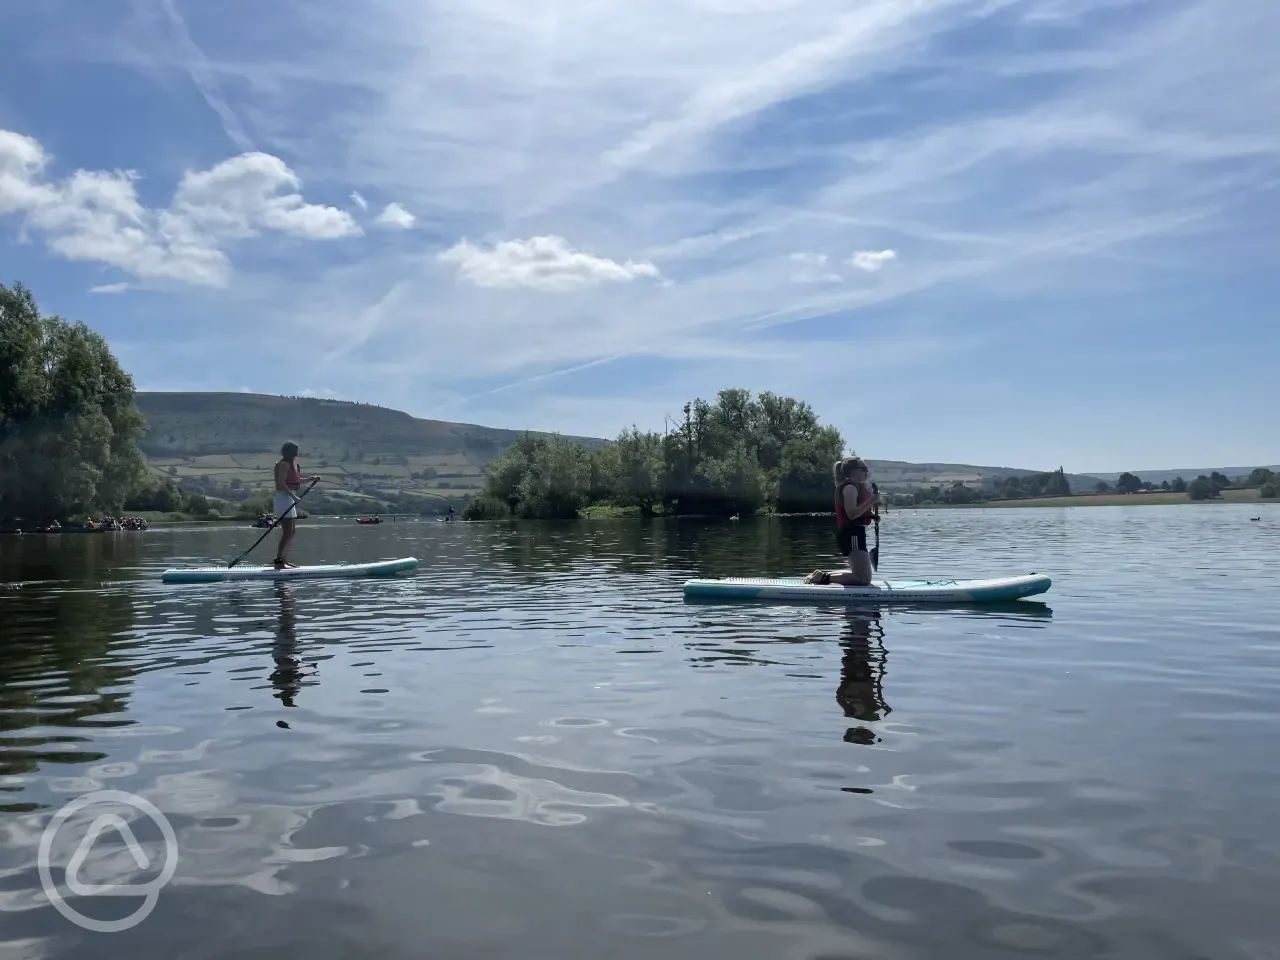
[270,584,307,716]
[834,610,891,745]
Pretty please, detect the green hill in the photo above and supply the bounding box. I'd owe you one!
[134,392,606,513]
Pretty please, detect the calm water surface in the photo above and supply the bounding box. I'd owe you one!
[1,506,1278,959]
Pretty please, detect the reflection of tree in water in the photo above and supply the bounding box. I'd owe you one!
[834,611,890,746]
[0,561,138,805]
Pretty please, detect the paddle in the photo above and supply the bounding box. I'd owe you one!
[870,482,881,571]
[228,478,318,569]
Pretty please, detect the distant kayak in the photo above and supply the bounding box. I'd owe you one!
[356,518,382,525]
[161,557,419,584]
[682,573,1051,604]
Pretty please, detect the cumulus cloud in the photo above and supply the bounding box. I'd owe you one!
[850,249,898,272]
[89,282,130,294]
[374,202,416,229]
[0,129,361,287]
[438,235,661,291]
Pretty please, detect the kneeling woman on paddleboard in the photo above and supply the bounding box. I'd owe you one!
[806,457,878,586]
[274,442,320,569]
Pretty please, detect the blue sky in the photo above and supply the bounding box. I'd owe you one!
[1,0,1276,473]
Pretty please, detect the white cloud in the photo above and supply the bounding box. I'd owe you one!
[438,236,661,291]
[374,202,416,229]
[89,282,130,294]
[0,130,361,286]
[850,249,898,272]
[789,252,842,283]
[350,191,369,211]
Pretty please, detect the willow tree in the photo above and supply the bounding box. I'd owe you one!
[0,283,148,523]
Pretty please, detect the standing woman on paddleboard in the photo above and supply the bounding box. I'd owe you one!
[806,457,878,586]
[273,442,320,569]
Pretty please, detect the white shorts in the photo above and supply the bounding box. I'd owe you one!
[273,491,298,520]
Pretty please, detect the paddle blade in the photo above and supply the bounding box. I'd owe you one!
[871,546,879,571]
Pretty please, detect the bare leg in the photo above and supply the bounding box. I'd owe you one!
[806,549,874,587]
[275,517,296,566]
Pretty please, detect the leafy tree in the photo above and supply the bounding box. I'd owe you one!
[1261,483,1277,499]
[1171,476,1187,493]
[697,441,767,515]
[1187,476,1218,501]
[605,427,665,516]
[1095,481,1111,493]
[1,283,148,524]
[1209,471,1232,491]
[990,469,1069,500]
[1245,468,1275,488]
[1116,472,1142,494]
[776,426,844,513]
[1160,480,1171,491]
[516,434,591,519]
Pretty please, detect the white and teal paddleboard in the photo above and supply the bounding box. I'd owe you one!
[683,572,1051,604]
[161,557,420,584]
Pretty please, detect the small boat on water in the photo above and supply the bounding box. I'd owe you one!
[356,517,382,525]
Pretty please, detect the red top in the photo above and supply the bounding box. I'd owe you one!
[835,481,873,527]
[282,459,301,490]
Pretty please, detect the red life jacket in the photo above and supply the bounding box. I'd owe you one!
[835,481,873,527]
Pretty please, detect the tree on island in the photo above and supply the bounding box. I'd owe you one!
[464,388,846,520]
[1,283,149,525]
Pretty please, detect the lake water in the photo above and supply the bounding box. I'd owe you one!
[1,505,1278,959]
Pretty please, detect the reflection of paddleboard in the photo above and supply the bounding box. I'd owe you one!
[161,557,419,584]
[682,573,1051,604]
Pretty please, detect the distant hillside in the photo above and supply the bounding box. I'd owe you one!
[133,392,607,511]
[1087,466,1280,486]
[864,459,1105,494]
[136,392,606,460]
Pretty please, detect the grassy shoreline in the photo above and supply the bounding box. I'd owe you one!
[915,489,1270,509]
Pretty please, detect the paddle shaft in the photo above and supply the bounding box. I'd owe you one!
[228,478,318,568]
[870,482,881,571]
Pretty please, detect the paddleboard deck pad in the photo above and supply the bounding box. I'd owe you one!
[161,557,419,584]
[683,573,1050,604]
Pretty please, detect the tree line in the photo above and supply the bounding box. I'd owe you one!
[1,283,151,524]
[463,389,848,520]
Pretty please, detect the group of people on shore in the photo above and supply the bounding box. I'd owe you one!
[35,516,150,533]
